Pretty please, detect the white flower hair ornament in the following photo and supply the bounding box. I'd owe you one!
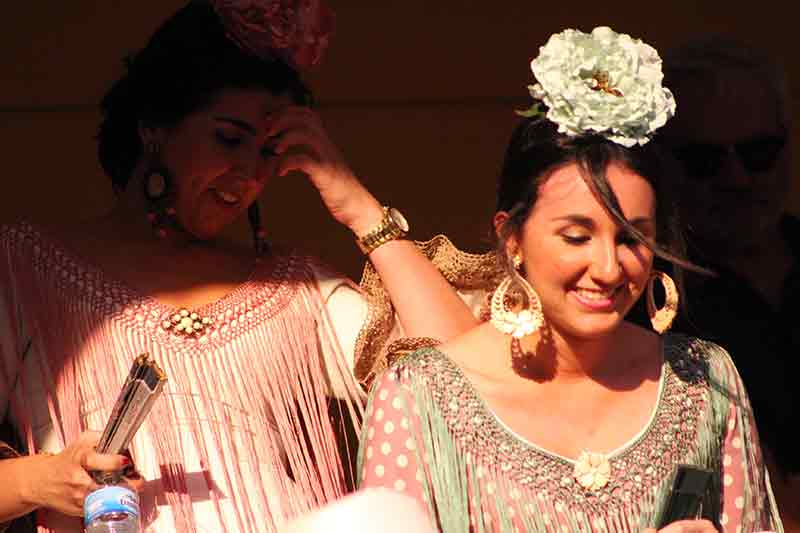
[518,26,676,147]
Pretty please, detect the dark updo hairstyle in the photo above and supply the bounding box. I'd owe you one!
[496,117,710,312]
[98,0,312,192]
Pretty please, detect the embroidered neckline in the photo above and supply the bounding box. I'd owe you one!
[2,221,314,347]
[478,342,668,465]
[399,336,711,507]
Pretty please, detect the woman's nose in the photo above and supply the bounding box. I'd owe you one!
[588,240,623,285]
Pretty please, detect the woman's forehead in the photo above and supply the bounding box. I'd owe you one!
[533,161,656,220]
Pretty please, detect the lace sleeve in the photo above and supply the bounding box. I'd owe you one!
[353,235,501,389]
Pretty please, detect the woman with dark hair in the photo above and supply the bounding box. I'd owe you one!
[0,1,476,531]
[358,27,782,532]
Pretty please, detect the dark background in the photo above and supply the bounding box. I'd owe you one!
[2,1,798,280]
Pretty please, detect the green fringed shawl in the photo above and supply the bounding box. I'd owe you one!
[358,334,783,532]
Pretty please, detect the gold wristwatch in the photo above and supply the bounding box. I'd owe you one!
[356,206,410,254]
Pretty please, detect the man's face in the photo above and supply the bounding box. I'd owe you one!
[663,69,790,252]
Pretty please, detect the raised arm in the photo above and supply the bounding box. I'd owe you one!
[266,106,479,341]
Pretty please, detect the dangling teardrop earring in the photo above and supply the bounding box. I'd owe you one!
[489,254,544,338]
[141,141,176,238]
[647,270,678,334]
[247,202,270,255]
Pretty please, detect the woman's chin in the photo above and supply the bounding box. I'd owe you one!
[551,313,626,341]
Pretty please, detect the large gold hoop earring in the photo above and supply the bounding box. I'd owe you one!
[490,262,544,338]
[647,271,678,334]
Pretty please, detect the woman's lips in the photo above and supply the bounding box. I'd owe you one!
[570,287,619,311]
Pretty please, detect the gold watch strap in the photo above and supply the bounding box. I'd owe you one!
[356,207,407,255]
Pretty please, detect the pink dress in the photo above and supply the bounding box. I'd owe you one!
[0,222,369,532]
[358,337,784,532]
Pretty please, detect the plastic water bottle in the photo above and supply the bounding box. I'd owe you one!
[84,481,140,533]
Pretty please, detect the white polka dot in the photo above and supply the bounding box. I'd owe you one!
[392,396,404,409]
[366,446,374,459]
[375,408,385,421]
[486,482,496,495]
[735,496,744,509]
[362,466,367,479]
[379,389,389,401]
[732,436,742,449]
[384,421,395,434]
[507,506,516,518]
[723,454,732,466]
[720,513,729,525]
[375,464,385,478]
[400,417,410,430]
[405,437,416,451]
[368,426,375,440]
[736,526,742,533]
[724,473,733,486]
[397,454,408,468]
[381,442,392,455]
[394,479,407,491]
[416,469,424,482]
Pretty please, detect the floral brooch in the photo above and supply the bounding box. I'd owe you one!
[573,450,611,491]
[162,309,214,337]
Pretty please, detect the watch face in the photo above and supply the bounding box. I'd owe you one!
[388,208,410,232]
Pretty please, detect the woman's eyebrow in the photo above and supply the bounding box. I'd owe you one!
[553,215,595,228]
[214,116,257,135]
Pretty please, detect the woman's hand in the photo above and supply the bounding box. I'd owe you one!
[24,431,129,517]
[267,106,384,235]
[644,519,718,533]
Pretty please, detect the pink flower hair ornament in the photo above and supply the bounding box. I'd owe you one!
[210,0,335,70]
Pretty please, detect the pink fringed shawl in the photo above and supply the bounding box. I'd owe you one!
[0,222,365,532]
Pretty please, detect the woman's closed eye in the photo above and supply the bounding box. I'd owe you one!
[215,130,242,147]
[561,233,590,245]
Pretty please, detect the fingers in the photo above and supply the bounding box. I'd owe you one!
[81,448,129,473]
[271,128,324,160]
[264,106,323,138]
[276,153,322,179]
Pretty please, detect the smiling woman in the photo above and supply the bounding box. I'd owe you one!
[357,26,783,533]
[0,1,476,532]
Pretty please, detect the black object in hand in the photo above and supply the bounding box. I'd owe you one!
[657,464,713,528]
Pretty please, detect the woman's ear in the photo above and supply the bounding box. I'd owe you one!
[493,211,519,259]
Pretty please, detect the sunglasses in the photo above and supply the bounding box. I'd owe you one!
[671,133,787,180]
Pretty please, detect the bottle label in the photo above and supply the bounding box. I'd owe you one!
[84,486,140,526]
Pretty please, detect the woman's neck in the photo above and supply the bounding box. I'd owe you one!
[102,175,213,253]
[518,321,650,384]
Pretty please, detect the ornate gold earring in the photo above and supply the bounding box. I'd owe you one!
[141,140,176,238]
[490,254,544,338]
[647,270,678,334]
